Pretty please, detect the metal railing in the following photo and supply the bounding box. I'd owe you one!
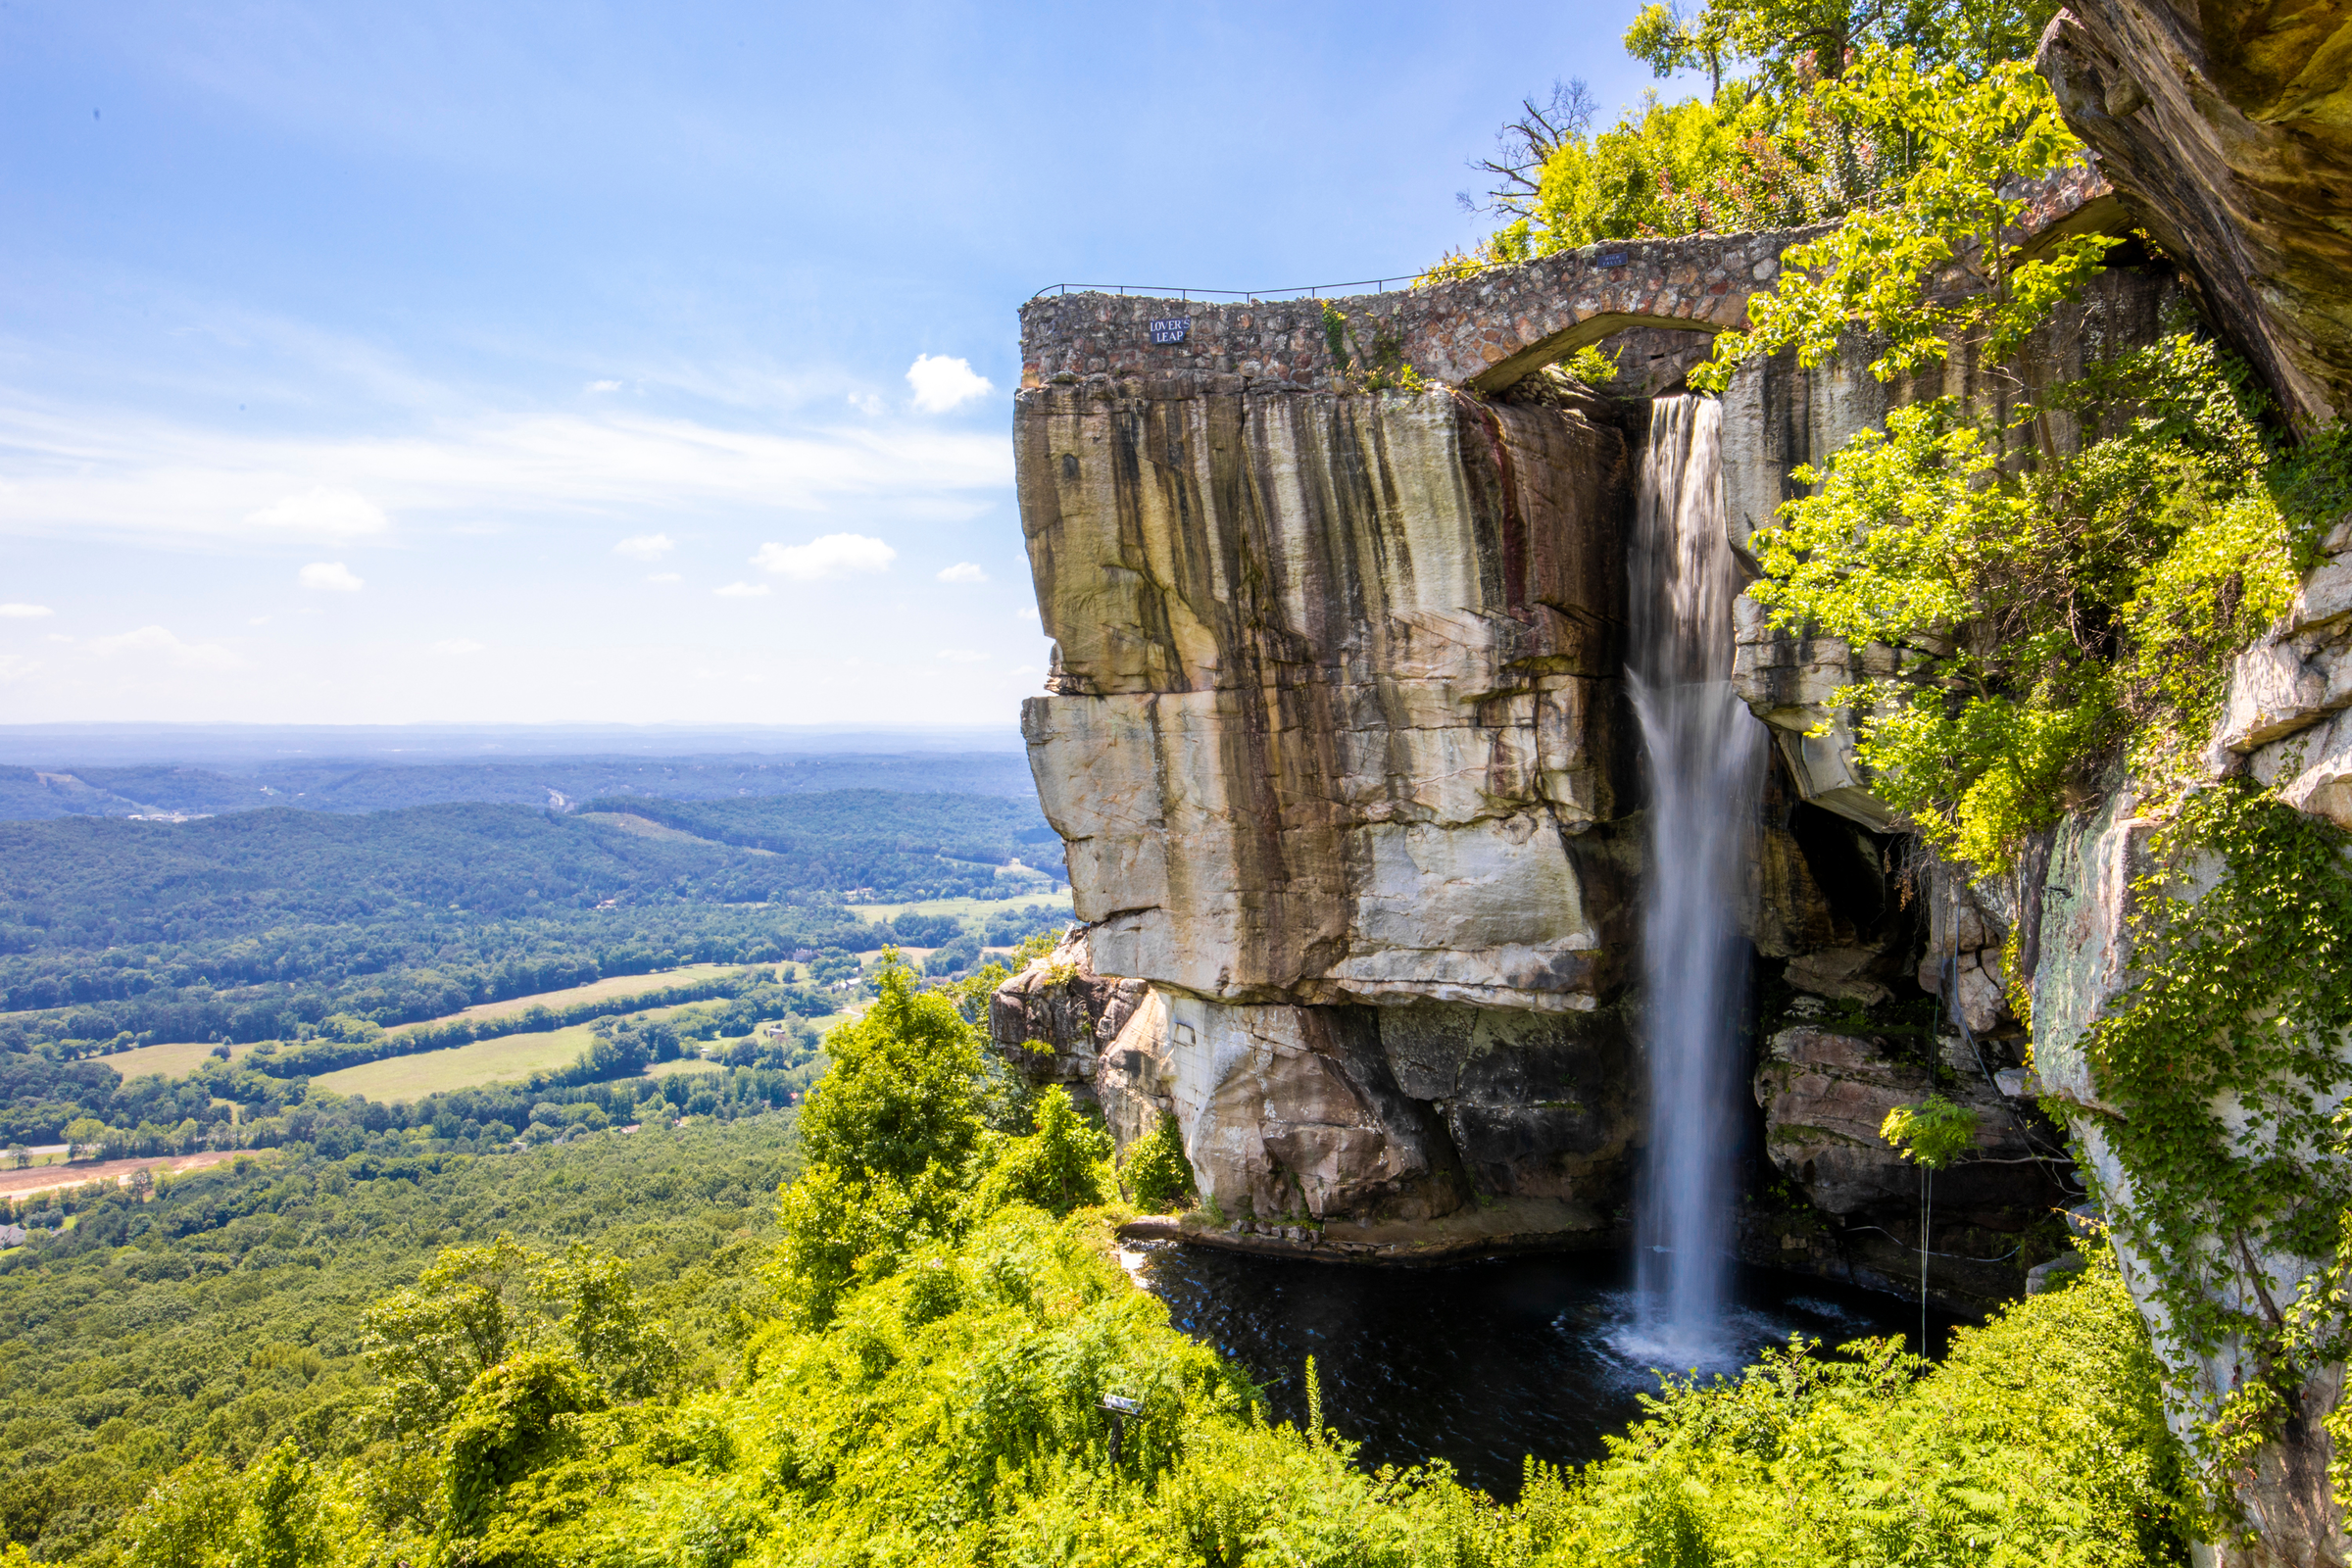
[1029,274,1425,304]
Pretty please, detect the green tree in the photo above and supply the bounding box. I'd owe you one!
[235,1441,335,1568]
[64,1115,107,1160]
[434,1352,602,1553]
[1119,1110,1198,1213]
[772,953,988,1325]
[116,1456,240,1568]
[1625,0,2056,94]
[796,952,982,1184]
[975,1086,1114,1217]
[362,1235,673,1441]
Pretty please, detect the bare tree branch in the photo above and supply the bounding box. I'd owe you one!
[1461,78,1596,216]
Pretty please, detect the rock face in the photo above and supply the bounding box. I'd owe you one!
[1010,372,1646,1247]
[2030,790,2351,1565]
[2037,1,2352,426]
[985,931,1147,1086]
[2221,518,2352,830]
[1020,377,1636,1015]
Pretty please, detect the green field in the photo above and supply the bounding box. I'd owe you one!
[846,889,1072,937]
[92,962,869,1105]
[643,1056,723,1080]
[412,961,748,1028]
[309,1024,606,1099]
[98,1038,262,1081]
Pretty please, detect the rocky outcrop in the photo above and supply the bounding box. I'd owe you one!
[1021,377,1636,1015]
[1752,1020,2073,1311]
[2037,2,2352,426]
[1005,167,2142,1277]
[1008,369,1649,1248]
[985,931,1147,1086]
[2218,518,2352,830]
[2030,789,2351,1564]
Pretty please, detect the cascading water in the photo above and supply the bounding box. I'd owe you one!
[1628,394,1767,1360]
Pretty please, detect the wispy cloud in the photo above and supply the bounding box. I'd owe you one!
[432,638,484,654]
[612,531,674,561]
[906,354,993,413]
[647,571,682,583]
[87,625,242,669]
[0,603,52,618]
[299,561,365,591]
[935,562,987,583]
[713,581,770,598]
[0,397,1009,546]
[751,532,895,581]
[936,648,986,663]
[585,378,623,393]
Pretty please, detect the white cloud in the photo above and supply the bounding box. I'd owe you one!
[847,391,884,416]
[714,581,770,598]
[432,638,484,655]
[87,625,242,670]
[0,400,1009,547]
[299,561,365,592]
[0,603,52,618]
[585,379,623,393]
[647,571,682,583]
[751,532,895,581]
[936,649,986,663]
[0,655,42,681]
[935,562,988,583]
[906,354,994,413]
[612,532,674,561]
[244,485,389,539]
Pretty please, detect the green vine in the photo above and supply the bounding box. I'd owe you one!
[1318,300,1429,392]
[2071,783,2352,1524]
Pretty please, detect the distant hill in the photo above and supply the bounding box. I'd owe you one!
[0,751,1041,821]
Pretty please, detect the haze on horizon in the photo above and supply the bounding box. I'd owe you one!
[1,1,1671,729]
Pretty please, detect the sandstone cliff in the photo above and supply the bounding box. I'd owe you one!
[1004,299,2072,1283]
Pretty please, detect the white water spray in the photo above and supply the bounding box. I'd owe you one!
[1628,395,1767,1360]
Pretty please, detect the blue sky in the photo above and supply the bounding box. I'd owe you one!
[0,0,1673,726]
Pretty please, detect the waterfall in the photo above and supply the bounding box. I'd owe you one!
[1628,395,1766,1358]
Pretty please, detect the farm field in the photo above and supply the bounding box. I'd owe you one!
[309,1023,603,1099]
[415,961,748,1026]
[644,1056,723,1080]
[0,1149,243,1202]
[98,1039,260,1081]
[848,890,1072,929]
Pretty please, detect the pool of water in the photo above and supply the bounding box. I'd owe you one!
[1134,1243,1958,1498]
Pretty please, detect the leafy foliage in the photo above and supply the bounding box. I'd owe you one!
[0,1120,796,1562]
[1746,333,2296,869]
[1120,1111,1199,1213]
[2076,787,2352,1521]
[1435,0,2058,274]
[1882,1095,1980,1169]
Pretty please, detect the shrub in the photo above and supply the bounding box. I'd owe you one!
[1121,1110,1198,1212]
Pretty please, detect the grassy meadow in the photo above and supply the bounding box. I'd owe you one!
[848,889,1072,930]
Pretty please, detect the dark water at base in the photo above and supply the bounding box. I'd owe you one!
[1136,1244,1959,1499]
